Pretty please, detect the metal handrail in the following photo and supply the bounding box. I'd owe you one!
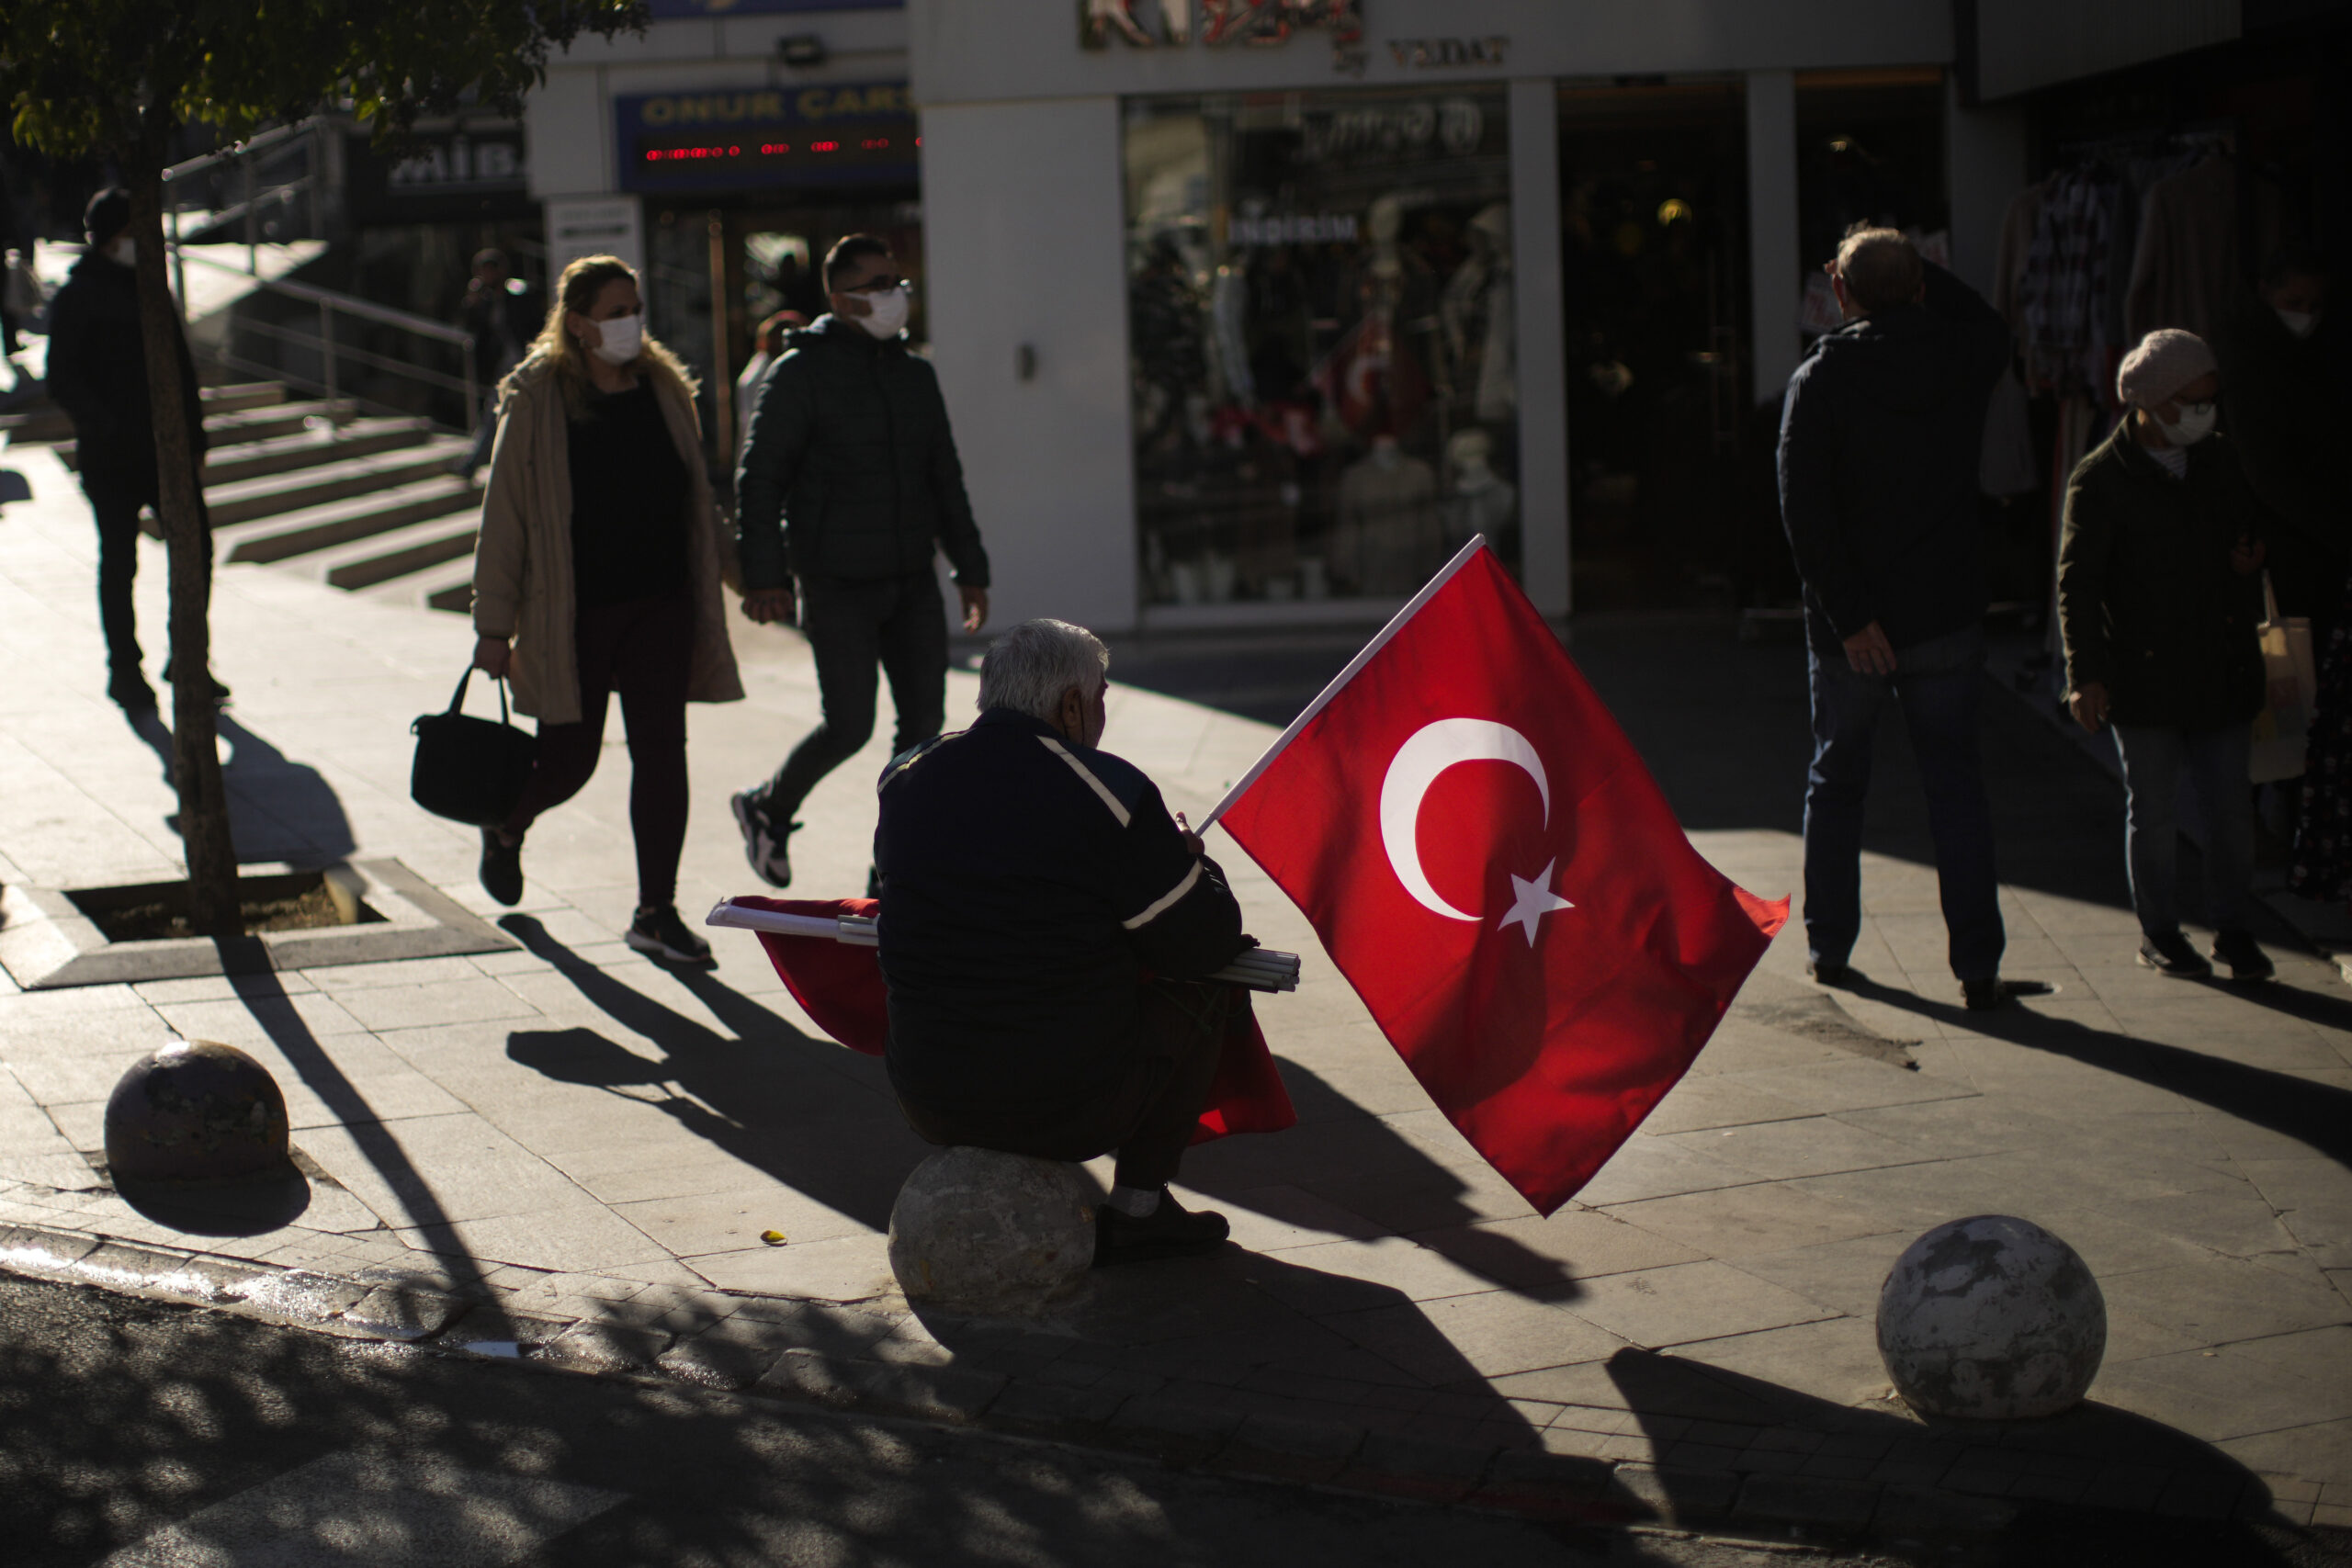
[175,247,469,344]
[163,118,321,186]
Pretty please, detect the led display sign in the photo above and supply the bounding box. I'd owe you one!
[615,83,916,193]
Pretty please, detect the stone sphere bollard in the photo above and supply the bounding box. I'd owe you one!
[104,1039,290,1185]
[1878,1214,2106,1420]
[888,1147,1094,1313]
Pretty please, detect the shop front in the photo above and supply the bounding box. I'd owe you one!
[910,0,1970,635]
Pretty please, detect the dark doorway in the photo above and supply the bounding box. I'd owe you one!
[1557,79,1754,612]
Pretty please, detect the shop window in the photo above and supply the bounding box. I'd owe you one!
[1122,87,1516,608]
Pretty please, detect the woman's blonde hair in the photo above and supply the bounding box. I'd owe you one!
[511,254,699,420]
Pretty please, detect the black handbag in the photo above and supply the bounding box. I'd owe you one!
[410,668,537,827]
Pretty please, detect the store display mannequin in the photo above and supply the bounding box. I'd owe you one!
[1444,427,1517,549]
[1335,432,1441,594]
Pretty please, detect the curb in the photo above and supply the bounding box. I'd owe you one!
[4,1221,2339,1545]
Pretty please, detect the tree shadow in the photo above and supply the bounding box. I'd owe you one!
[1838,971,2352,1165]
[213,713,356,863]
[1605,1347,2310,1559]
[496,915,925,1234]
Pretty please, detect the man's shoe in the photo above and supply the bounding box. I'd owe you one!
[2137,933,2213,979]
[160,660,230,705]
[1093,1191,1229,1268]
[1961,976,2055,1011]
[479,828,524,907]
[628,904,715,966]
[2210,930,2275,983]
[1806,958,1853,987]
[731,789,795,888]
[107,671,157,712]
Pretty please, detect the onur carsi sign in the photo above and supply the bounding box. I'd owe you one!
[1080,0,1364,53]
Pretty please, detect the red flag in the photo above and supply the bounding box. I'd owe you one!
[1210,542,1786,1214]
[733,896,1297,1145]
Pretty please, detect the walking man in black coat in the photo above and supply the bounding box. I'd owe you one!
[1777,225,2041,1010]
[730,233,990,887]
[43,188,216,712]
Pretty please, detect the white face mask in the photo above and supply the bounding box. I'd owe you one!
[853,286,909,340]
[2277,307,2319,340]
[2160,400,2218,446]
[586,311,642,367]
[104,235,135,267]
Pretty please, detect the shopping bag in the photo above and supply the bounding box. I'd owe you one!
[2251,572,2319,784]
[410,667,537,826]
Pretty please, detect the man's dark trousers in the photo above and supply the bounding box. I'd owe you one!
[762,570,948,818]
[1803,625,2005,982]
[88,468,211,679]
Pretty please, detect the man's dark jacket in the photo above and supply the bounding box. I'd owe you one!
[43,252,206,504]
[734,313,989,590]
[2217,293,2347,625]
[2056,424,2266,731]
[1777,262,2010,656]
[875,707,1250,1121]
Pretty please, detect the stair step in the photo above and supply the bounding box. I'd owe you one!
[198,418,435,487]
[5,381,295,450]
[307,512,481,590]
[200,398,357,445]
[204,436,472,526]
[201,382,288,414]
[215,473,482,565]
[359,556,477,613]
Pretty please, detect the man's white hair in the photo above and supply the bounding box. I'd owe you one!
[978,618,1110,724]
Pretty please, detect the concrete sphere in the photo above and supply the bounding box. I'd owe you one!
[1878,1214,2106,1420]
[104,1039,290,1185]
[888,1147,1094,1313]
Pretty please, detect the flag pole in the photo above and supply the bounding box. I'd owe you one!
[1199,535,1491,829]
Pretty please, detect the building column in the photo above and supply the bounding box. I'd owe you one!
[1944,75,2030,302]
[1745,68,1801,407]
[1508,78,1569,618]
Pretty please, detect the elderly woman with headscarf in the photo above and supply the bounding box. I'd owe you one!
[2058,329,2272,982]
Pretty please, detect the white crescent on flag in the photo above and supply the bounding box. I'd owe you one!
[1378,718,1551,921]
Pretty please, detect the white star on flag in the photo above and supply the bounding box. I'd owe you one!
[1497,858,1575,946]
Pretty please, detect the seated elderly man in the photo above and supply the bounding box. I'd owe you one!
[875,618,1254,1266]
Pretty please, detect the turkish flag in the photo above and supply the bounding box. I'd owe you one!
[1211,542,1786,1214]
[734,897,1296,1145]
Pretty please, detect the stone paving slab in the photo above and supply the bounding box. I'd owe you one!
[3,440,2350,1538]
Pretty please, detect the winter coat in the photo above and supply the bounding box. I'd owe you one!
[733,313,989,591]
[469,355,744,726]
[1777,262,2012,656]
[43,251,207,505]
[2056,423,2266,731]
[2217,291,2348,624]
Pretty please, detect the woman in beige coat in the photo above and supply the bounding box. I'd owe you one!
[470,254,743,962]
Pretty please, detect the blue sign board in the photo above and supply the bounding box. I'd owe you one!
[615,82,917,194]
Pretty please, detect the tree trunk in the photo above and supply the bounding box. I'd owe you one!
[126,153,241,937]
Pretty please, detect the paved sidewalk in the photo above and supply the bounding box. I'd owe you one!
[1,438,2348,1541]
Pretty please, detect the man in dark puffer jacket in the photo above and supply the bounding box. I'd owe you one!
[731,233,991,889]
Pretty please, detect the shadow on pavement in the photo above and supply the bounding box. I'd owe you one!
[214,714,356,864]
[234,972,489,1290]
[498,916,925,1234]
[114,1167,314,1236]
[1606,1348,2311,1562]
[1836,972,2352,1165]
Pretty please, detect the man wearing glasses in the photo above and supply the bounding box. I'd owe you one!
[733,234,992,890]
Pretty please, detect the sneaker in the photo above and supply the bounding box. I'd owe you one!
[479,828,524,907]
[1805,958,1853,988]
[2137,933,2213,979]
[1961,976,2055,1010]
[107,671,157,712]
[1092,1190,1229,1268]
[731,788,796,888]
[627,904,715,966]
[2210,930,2274,983]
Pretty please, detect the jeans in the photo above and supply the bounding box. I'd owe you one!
[895,980,1243,1190]
[89,479,211,677]
[760,570,949,819]
[2111,721,2255,940]
[503,592,693,909]
[1804,626,2006,981]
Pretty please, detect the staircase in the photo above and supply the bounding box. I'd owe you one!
[33,380,483,614]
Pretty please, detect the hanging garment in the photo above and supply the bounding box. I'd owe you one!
[1209,265,1255,406]
[1476,265,1516,424]
[1994,180,2049,337]
[1979,366,2038,499]
[2125,154,2239,344]
[2021,168,2125,400]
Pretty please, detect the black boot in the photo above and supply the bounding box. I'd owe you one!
[1093,1190,1229,1267]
